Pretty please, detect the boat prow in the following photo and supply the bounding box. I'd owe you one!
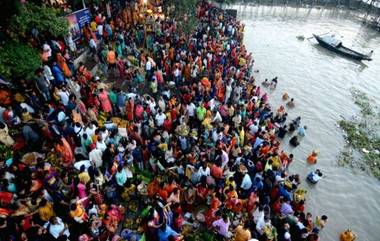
[313,34,373,61]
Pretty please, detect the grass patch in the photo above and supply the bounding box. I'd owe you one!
[338,88,380,180]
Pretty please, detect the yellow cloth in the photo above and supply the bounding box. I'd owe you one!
[78,172,91,184]
[70,205,84,218]
[90,21,97,32]
[158,143,168,152]
[235,225,252,241]
[239,129,245,147]
[202,117,213,130]
[38,202,54,221]
[271,156,281,170]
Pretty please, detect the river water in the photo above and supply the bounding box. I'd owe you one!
[235,5,380,241]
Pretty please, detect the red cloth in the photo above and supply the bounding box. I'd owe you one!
[0,192,13,206]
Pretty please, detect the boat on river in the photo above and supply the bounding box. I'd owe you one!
[313,34,373,61]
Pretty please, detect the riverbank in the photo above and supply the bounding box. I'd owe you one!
[0,1,333,241]
[241,7,380,240]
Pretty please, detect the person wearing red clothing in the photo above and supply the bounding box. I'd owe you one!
[211,161,223,180]
[163,117,173,132]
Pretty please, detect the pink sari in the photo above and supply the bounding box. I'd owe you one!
[98,91,112,113]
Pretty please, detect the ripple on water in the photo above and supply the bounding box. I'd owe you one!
[240,5,380,241]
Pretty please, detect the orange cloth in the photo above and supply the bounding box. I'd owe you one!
[55,137,74,167]
[307,154,317,164]
[201,77,211,90]
[57,53,72,77]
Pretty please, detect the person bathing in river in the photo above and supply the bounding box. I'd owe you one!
[307,169,323,184]
[270,77,278,88]
[287,98,295,108]
[298,125,307,137]
[282,92,289,100]
[262,78,270,87]
[289,135,300,147]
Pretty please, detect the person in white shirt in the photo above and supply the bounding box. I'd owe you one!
[96,137,107,152]
[44,216,70,239]
[43,65,55,82]
[157,96,166,112]
[225,82,232,104]
[146,59,152,72]
[89,37,97,56]
[155,110,166,127]
[89,146,103,168]
[146,97,156,115]
[221,149,229,168]
[199,162,210,177]
[97,24,103,37]
[173,66,181,86]
[255,214,267,235]
[85,123,97,137]
[186,102,196,117]
[241,173,253,191]
[213,110,223,123]
[58,88,69,106]
[249,121,259,135]
[253,205,264,223]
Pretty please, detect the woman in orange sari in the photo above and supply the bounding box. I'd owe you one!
[215,78,225,102]
[168,47,175,62]
[225,186,239,210]
[57,53,72,78]
[55,137,74,167]
[184,63,191,83]
[201,77,211,93]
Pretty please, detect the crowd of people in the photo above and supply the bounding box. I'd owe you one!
[0,1,327,241]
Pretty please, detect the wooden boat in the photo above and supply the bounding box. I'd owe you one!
[313,34,373,61]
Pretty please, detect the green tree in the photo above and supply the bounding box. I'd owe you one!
[0,41,41,81]
[0,0,21,28]
[164,0,199,34]
[9,3,69,40]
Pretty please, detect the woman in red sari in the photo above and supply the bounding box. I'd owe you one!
[116,57,126,80]
[125,98,135,121]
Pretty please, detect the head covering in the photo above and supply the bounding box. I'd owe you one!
[239,164,248,173]
[14,93,25,102]
[89,143,96,150]
[57,111,66,122]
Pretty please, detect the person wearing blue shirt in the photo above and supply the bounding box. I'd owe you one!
[252,176,263,191]
[158,223,181,241]
[279,185,292,201]
[298,125,307,137]
[51,62,65,86]
[253,136,263,150]
[117,90,127,114]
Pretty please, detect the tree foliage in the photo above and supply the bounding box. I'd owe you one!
[164,0,199,34]
[0,0,21,28]
[0,41,41,81]
[9,3,69,40]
